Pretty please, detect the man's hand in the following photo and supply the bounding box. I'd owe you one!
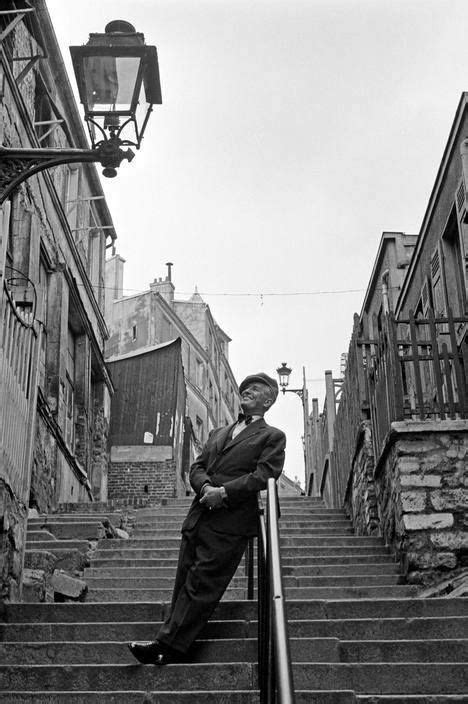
[199,486,226,510]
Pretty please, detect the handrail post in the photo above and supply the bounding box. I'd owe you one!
[246,537,255,601]
[267,478,295,703]
[257,482,296,703]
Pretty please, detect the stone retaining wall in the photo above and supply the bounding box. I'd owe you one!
[375,421,468,585]
[0,480,27,602]
[345,422,379,535]
[345,419,468,585]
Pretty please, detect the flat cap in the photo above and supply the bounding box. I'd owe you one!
[239,373,279,400]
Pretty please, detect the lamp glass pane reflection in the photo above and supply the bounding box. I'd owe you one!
[277,362,292,389]
[83,56,141,114]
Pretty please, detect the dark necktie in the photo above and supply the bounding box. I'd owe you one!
[238,412,253,425]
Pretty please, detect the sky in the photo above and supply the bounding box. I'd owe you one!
[46,0,468,486]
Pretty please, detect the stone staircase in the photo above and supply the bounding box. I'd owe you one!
[0,495,467,702]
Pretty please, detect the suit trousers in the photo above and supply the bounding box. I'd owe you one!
[156,516,248,653]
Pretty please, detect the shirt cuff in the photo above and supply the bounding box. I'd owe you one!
[219,486,227,499]
[200,482,212,496]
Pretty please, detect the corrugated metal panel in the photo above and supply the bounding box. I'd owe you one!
[108,338,185,447]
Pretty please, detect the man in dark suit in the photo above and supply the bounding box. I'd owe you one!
[128,372,286,665]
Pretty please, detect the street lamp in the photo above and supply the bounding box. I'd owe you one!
[0,20,162,204]
[276,362,302,398]
[276,362,314,495]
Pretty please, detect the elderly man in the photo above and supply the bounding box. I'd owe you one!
[128,372,286,665]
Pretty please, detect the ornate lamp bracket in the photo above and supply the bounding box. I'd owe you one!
[282,387,304,400]
[0,140,135,205]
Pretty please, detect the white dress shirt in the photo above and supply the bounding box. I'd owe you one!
[231,414,262,439]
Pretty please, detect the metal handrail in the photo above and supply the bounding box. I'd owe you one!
[255,477,295,703]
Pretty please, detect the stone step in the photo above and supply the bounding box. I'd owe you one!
[95,536,384,549]
[132,526,355,537]
[0,691,358,704]
[1,637,465,665]
[282,563,401,576]
[28,523,105,540]
[3,616,466,644]
[88,553,395,570]
[25,539,90,551]
[136,508,344,517]
[26,530,57,541]
[4,598,467,623]
[84,575,403,590]
[84,585,417,602]
[84,563,401,579]
[92,546,391,560]
[28,514,123,523]
[0,662,465,694]
[134,519,353,530]
[2,693,466,704]
[357,698,468,703]
[85,576,250,590]
[292,663,467,694]
[289,616,468,640]
[281,553,394,565]
[85,588,250,602]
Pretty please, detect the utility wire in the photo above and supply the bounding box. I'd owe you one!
[69,281,371,297]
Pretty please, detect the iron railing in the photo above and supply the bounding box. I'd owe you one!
[361,308,468,458]
[247,478,295,703]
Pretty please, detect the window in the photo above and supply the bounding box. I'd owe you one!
[38,261,49,390]
[65,327,76,450]
[196,359,204,390]
[442,216,466,315]
[196,416,204,443]
[65,166,80,233]
[132,324,137,341]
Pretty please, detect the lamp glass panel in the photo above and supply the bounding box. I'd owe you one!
[83,56,142,113]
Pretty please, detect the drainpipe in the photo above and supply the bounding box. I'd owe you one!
[381,269,390,314]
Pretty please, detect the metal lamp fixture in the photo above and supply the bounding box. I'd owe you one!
[276,362,293,394]
[70,20,162,175]
[276,361,314,494]
[0,20,162,203]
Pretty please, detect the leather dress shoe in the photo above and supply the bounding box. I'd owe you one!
[128,639,184,665]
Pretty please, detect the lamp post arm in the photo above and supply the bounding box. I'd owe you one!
[0,141,135,205]
[281,387,304,400]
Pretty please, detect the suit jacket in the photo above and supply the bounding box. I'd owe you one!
[182,418,286,536]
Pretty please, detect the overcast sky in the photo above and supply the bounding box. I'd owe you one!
[46,0,468,485]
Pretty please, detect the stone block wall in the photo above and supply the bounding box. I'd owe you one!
[375,421,468,585]
[31,417,58,513]
[345,422,380,535]
[0,480,27,602]
[108,459,185,502]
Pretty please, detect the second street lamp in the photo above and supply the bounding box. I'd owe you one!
[276,362,314,495]
[0,20,162,203]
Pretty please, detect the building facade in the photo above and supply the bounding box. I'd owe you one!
[105,257,239,486]
[0,1,114,600]
[312,94,468,587]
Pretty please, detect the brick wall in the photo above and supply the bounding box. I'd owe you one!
[108,459,186,502]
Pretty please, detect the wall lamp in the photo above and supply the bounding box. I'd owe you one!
[276,362,305,399]
[0,20,162,205]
